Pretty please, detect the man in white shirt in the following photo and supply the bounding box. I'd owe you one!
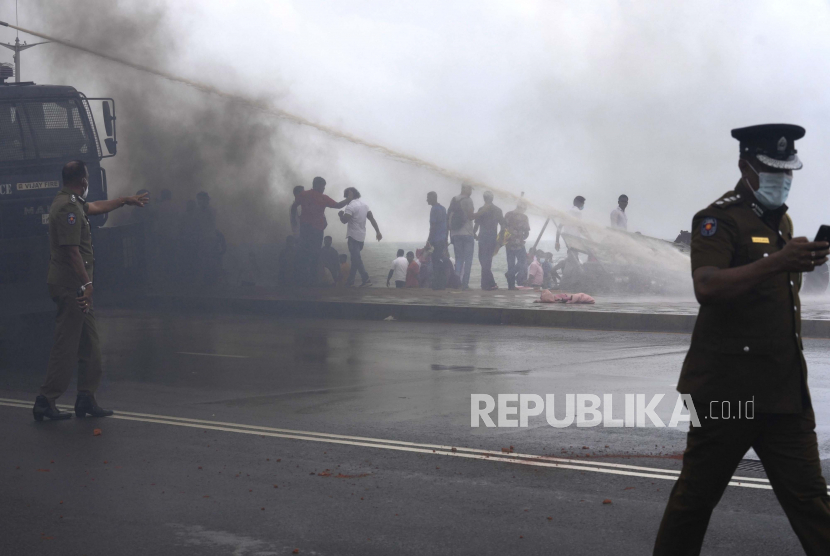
[555,195,587,251]
[387,249,408,288]
[610,194,628,230]
[339,187,382,287]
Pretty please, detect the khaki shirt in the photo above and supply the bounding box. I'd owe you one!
[677,181,808,413]
[46,187,94,288]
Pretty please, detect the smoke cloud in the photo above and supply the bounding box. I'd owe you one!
[20,0,303,250]
[6,0,827,293]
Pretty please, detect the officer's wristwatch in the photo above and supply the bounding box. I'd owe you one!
[79,281,93,293]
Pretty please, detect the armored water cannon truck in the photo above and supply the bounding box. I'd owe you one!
[0,74,144,317]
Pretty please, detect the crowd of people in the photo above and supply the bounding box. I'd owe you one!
[130,188,227,287]
[279,176,631,291]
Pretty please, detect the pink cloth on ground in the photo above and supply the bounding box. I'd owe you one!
[538,290,556,303]
[567,293,595,304]
[535,291,596,304]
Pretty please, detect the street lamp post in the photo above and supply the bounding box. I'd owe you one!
[0,36,49,82]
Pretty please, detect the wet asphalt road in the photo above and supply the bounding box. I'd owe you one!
[2,309,829,555]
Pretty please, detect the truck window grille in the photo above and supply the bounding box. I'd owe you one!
[0,100,93,162]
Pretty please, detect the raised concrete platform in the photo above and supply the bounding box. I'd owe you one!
[143,286,830,338]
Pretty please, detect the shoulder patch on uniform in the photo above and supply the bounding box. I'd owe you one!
[67,212,76,225]
[700,217,717,237]
[711,191,743,209]
[70,194,76,203]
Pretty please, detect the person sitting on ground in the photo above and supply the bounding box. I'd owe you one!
[320,236,340,284]
[317,260,335,287]
[527,250,544,289]
[542,252,557,289]
[405,251,420,288]
[387,249,408,288]
[337,254,350,287]
[525,248,537,279]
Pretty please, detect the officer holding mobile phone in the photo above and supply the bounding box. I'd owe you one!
[655,124,830,555]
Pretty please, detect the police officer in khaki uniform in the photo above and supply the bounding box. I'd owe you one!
[32,160,148,421]
[654,125,830,555]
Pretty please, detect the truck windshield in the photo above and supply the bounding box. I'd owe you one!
[0,99,92,162]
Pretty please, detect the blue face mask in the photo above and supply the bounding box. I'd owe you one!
[749,166,792,210]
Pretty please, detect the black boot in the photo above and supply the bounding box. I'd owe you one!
[74,393,114,418]
[32,395,72,422]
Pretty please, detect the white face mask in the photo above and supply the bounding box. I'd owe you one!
[81,178,89,199]
[748,166,792,210]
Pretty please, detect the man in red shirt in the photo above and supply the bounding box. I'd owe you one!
[291,177,349,285]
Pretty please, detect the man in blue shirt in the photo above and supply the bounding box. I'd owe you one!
[426,191,448,290]
[473,191,504,290]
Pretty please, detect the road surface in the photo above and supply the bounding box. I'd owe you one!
[2,309,829,555]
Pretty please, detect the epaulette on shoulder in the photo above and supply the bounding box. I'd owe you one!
[710,191,744,209]
[54,193,79,210]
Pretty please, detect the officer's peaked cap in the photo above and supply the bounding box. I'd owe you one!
[731,123,805,170]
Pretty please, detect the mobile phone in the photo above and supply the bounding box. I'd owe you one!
[815,225,830,244]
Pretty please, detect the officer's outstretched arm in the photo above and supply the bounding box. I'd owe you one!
[87,192,149,216]
[694,238,829,304]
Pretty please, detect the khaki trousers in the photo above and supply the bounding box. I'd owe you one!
[39,285,103,401]
[654,409,830,555]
